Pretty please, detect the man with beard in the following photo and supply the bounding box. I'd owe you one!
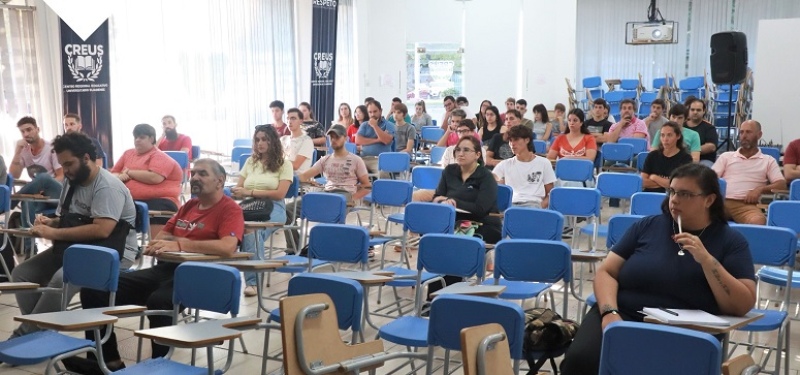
[485,113,519,168]
[8,132,136,339]
[63,113,105,167]
[157,115,193,160]
[712,120,785,225]
[684,98,719,167]
[68,159,244,373]
[355,100,395,174]
[111,124,183,237]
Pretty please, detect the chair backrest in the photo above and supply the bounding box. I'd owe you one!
[606,214,644,248]
[378,152,411,174]
[532,140,547,154]
[555,159,594,183]
[759,147,781,163]
[0,185,10,213]
[600,143,634,163]
[231,146,251,165]
[502,207,564,240]
[191,145,200,161]
[618,138,648,154]
[233,138,251,147]
[430,146,447,165]
[791,179,800,201]
[429,294,525,359]
[718,178,727,198]
[679,76,705,90]
[173,262,242,316]
[630,192,665,215]
[344,142,358,155]
[497,184,513,212]
[636,151,649,171]
[412,166,443,189]
[133,201,150,235]
[63,245,120,293]
[493,239,571,283]
[239,153,252,171]
[371,179,413,207]
[4,174,12,191]
[652,77,674,90]
[287,273,364,332]
[308,224,370,265]
[417,234,485,279]
[604,91,625,118]
[766,200,800,234]
[286,176,300,199]
[620,79,639,91]
[730,224,796,268]
[582,76,602,89]
[404,202,456,235]
[460,323,515,375]
[421,126,445,142]
[549,187,602,218]
[596,172,643,200]
[300,192,348,223]
[164,151,189,169]
[599,321,721,375]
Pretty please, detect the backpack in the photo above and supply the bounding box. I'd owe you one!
[523,307,579,374]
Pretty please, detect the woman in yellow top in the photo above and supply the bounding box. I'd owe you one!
[232,125,293,296]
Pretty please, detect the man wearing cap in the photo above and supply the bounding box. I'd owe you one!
[283,124,371,252]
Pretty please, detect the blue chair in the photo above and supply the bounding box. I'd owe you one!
[600,321,721,375]
[497,184,513,212]
[411,166,443,190]
[344,142,358,155]
[378,152,411,179]
[0,185,13,279]
[652,77,674,91]
[601,143,635,169]
[730,224,796,375]
[101,152,109,169]
[164,151,190,202]
[604,91,625,119]
[502,207,564,241]
[638,92,658,118]
[678,76,706,102]
[549,187,602,250]
[421,126,445,145]
[132,201,151,268]
[555,159,594,187]
[635,151,649,171]
[307,224,370,271]
[619,137,648,155]
[231,146,251,167]
[582,76,605,105]
[0,245,120,370]
[484,239,572,317]
[368,179,414,233]
[191,145,200,161]
[429,146,447,165]
[427,294,526,374]
[630,192,665,216]
[262,273,365,373]
[760,147,781,165]
[533,140,547,154]
[719,178,727,198]
[759,201,800,286]
[378,234,486,359]
[579,173,642,247]
[233,138,251,147]
[238,153,251,171]
[606,214,643,249]
[791,179,800,201]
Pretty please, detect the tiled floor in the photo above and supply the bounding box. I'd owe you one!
[2,205,800,374]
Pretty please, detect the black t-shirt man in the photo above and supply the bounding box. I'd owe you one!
[685,120,718,163]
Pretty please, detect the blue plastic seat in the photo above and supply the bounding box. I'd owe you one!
[533,140,547,154]
[601,143,635,168]
[238,153,251,171]
[635,151,649,172]
[0,185,13,278]
[630,192,665,216]
[429,146,447,165]
[638,92,658,118]
[618,138,648,155]
[790,179,800,201]
[579,173,642,247]
[231,146,251,167]
[759,147,781,164]
[191,145,200,161]
[604,91,625,119]
[549,187,602,250]
[368,179,413,234]
[233,139,251,147]
[411,166,442,190]
[502,207,564,241]
[554,159,594,187]
[274,193,346,273]
[378,152,411,179]
[600,321,721,375]
[582,76,605,104]
[497,184,513,212]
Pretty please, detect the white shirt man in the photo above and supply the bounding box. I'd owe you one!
[492,125,556,208]
[281,108,314,174]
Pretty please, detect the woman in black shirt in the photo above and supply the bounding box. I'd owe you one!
[478,106,503,144]
[641,121,693,192]
[433,135,502,244]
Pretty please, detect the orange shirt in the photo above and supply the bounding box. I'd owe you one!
[111,147,184,206]
[550,134,597,158]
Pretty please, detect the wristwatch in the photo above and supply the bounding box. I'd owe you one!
[601,309,620,318]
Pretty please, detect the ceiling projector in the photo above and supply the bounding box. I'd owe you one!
[626,21,678,45]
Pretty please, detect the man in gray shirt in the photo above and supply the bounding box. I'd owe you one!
[8,132,136,339]
[393,103,416,154]
[644,98,669,142]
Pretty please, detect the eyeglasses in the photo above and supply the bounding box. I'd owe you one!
[454,147,476,154]
[456,129,472,134]
[666,188,705,199]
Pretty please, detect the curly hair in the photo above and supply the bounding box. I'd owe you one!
[52,132,97,161]
[252,125,285,173]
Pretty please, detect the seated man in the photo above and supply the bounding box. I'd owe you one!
[285,124,371,249]
[515,99,535,130]
[393,103,417,155]
[71,159,244,373]
[712,120,785,225]
[9,132,136,339]
[63,113,105,167]
[650,103,701,162]
[492,125,556,208]
[643,99,669,142]
[586,99,613,145]
[783,136,800,182]
[111,124,183,237]
[605,99,649,145]
[157,115,193,160]
[436,109,480,148]
[281,107,314,174]
[355,100,395,174]
[485,114,518,168]
[684,98,719,167]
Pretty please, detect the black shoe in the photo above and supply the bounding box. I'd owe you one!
[62,356,125,375]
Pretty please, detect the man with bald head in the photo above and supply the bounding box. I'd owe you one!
[712,120,786,224]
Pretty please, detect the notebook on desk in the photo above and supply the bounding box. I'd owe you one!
[642,307,732,327]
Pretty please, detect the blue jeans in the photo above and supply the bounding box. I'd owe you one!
[12,173,63,227]
[243,200,287,286]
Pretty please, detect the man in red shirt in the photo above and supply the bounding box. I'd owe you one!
[157,115,193,160]
[69,159,244,373]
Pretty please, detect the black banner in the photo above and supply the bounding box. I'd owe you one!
[310,0,339,130]
[60,19,113,164]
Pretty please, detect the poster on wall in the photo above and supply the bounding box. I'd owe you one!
[60,19,112,165]
[310,0,339,130]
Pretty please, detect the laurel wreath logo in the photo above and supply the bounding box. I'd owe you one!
[67,54,103,82]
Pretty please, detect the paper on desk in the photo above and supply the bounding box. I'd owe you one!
[642,307,731,327]
[160,252,206,257]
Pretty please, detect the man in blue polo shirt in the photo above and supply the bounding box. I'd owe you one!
[355,99,395,174]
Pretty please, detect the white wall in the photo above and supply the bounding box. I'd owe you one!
[752,18,800,147]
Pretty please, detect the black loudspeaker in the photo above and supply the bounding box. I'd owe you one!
[710,32,748,84]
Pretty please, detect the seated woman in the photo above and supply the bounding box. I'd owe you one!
[478,105,502,144]
[232,125,292,297]
[532,103,553,142]
[560,164,756,374]
[546,108,597,162]
[641,121,693,193]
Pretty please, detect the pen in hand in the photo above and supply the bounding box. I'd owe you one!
[658,307,679,316]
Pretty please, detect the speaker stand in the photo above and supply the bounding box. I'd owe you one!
[717,83,736,151]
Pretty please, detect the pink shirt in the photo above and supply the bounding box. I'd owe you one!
[311,152,369,194]
[158,134,193,160]
[712,149,785,200]
[446,130,482,146]
[608,117,650,145]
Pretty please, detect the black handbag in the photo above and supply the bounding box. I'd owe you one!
[239,198,273,221]
[51,185,132,259]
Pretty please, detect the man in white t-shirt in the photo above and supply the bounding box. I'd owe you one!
[281,107,314,174]
[492,125,556,208]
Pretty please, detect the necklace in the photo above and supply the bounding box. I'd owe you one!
[672,219,710,256]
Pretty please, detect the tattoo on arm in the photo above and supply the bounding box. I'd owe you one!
[711,259,731,296]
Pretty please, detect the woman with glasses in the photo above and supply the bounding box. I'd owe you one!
[561,163,756,375]
[641,121,692,193]
[231,125,293,297]
[478,105,503,144]
[547,108,597,162]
